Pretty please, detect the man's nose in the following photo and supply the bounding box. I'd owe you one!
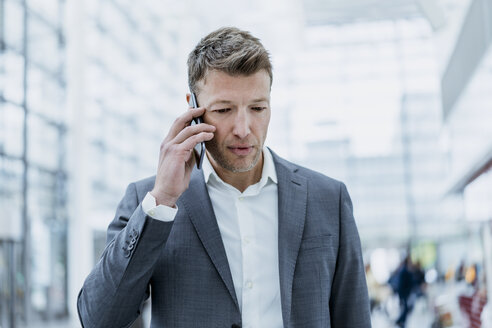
[232,109,251,139]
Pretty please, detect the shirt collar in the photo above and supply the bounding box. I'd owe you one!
[202,147,278,189]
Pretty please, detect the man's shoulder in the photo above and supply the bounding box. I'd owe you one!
[292,161,340,185]
[270,150,344,190]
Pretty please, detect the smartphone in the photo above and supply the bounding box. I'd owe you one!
[189,92,205,170]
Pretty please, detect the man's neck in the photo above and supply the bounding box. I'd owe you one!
[208,153,264,193]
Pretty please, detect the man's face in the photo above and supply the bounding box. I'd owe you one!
[196,70,271,174]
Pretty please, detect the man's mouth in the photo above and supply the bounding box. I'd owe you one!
[228,145,253,156]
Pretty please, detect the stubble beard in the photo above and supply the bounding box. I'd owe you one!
[205,139,262,173]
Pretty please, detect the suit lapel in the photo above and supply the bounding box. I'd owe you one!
[179,168,240,311]
[272,152,308,327]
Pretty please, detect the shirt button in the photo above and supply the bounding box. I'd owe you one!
[245,280,253,289]
[243,237,250,244]
[149,210,155,216]
[238,196,243,201]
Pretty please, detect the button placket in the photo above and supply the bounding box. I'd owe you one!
[236,196,257,327]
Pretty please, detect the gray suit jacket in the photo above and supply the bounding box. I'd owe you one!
[78,151,371,327]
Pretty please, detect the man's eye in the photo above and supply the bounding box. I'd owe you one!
[216,108,231,113]
[252,107,266,111]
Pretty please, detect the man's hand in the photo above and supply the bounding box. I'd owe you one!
[150,107,215,207]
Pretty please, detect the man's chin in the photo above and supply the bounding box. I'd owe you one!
[222,158,257,173]
[209,152,260,173]
[229,164,255,173]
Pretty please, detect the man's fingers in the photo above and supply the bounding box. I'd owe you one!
[166,107,206,139]
[179,132,214,153]
[160,130,213,161]
[172,122,215,145]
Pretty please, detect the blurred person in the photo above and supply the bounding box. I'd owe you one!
[465,263,478,287]
[365,263,393,314]
[456,260,466,282]
[459,263,487,328]
[445,266,455,282]
[389,256,416,328]
[77,27,371,328]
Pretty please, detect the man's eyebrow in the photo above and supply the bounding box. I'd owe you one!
[209,100,234,106]
[208,98,269,106]
[251,98,269,103]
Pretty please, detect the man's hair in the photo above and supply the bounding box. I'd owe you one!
[187,27,273,94]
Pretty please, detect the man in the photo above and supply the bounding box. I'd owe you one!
[78,27,371,328]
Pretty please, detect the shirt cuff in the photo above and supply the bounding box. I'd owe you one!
[142,192,178,222]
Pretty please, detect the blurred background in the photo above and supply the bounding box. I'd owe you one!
[0,0,491,327]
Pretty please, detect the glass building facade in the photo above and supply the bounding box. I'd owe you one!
[0,0,68,325]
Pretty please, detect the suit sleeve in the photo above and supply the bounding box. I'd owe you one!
[77,182,174,328]
[329,183,372,327]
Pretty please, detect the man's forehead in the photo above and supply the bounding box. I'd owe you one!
[196,69,271,89]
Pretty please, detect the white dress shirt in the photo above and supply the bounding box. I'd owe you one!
[142,148,283,328]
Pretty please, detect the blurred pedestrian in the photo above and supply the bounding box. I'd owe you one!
[456,260,465,281]
[389,256,415,327]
